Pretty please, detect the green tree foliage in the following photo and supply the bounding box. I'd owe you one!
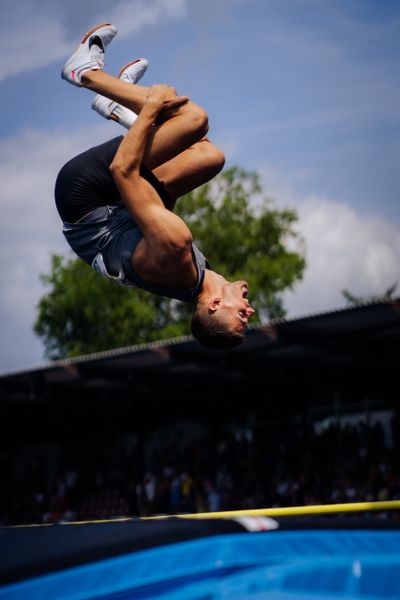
[34,254,180,359]
[35,167,306,359]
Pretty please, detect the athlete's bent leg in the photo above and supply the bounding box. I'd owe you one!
[82,70,209,170]
[153,138,225,209]
[62,25,211,179]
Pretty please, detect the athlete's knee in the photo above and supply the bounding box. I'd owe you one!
[210,145,225,174]
[184,103,209,138]
[200,140,225,175]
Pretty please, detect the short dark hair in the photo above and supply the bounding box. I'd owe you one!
[190,305,244,350]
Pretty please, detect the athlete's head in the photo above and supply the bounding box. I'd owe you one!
[191,280,255,349]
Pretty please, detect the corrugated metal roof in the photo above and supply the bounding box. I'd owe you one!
[1,297,398,381]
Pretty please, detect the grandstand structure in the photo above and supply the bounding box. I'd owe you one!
[0,299,398,442]
[1,298,400,599]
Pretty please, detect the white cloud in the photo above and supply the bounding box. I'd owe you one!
[257,166,400,318]
[0,10,69,81]
[283,195,400,318]
[0,0,187,81]
[111,0,186,38]
[0,123,114,373]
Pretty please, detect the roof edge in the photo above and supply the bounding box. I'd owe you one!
[1,297,398,379]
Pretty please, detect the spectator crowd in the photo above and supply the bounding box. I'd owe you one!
[1,416,400,525]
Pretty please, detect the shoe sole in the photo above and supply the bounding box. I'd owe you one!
[117,58,145,79]
[69,23,115,59]
[80,22,114,47]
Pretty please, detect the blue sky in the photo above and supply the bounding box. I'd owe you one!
[0,0,399,373]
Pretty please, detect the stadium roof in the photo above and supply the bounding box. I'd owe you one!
[0,298,398,441]
[1,298,398,396]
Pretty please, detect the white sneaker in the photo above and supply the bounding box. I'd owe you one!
[61,23,117,87]
[117,58,149,84]
[92,58,149,128]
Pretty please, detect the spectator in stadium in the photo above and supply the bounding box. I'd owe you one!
[55,23,255,349]
[2,419,400,525]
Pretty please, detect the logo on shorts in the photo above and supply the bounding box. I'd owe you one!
[91,252,134,288]
[92,253,110,278]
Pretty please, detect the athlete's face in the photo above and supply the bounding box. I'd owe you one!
[219,280,255,334]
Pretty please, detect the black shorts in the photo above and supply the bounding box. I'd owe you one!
[54,136,172,223]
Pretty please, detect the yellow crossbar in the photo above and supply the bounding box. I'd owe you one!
[142,500,400,520]
[5,500,400,528]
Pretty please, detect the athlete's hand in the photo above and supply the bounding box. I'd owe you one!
[146,84,189,115]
